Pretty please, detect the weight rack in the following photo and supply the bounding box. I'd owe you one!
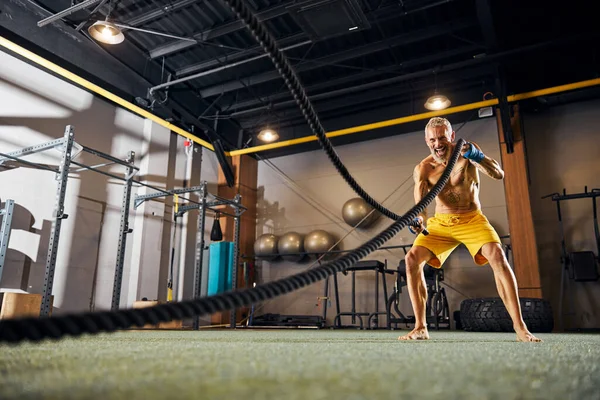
[0,125,137,315]
[134,180,247,329]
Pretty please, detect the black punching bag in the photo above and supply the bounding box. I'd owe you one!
[210,212,223,241]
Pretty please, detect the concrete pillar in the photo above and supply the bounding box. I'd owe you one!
[126,119,171,306]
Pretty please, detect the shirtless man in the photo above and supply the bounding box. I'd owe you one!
[399,117,541,342]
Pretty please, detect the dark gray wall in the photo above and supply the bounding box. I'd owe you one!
[524,99,600,330]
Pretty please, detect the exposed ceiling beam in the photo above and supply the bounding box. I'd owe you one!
[151,37,312,92]
[476,0,498,51]
[228,32,591,118]
[36,0,102,27]
[197,19,475,98]
[148,0,445,60]
[123,0,200,27]
[149,2,290,59]
[259,73,492,129]
[229,45,481,112]
[175,33,306,77]
[236,64,493,123]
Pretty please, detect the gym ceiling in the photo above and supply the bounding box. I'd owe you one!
[1,0,598,158]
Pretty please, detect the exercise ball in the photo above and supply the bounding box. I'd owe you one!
[304,230,337,258]
[342,197,379,228]
[254,234,279,261]
[278,232,305,262]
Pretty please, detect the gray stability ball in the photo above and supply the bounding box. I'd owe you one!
[304,230,337,258]
[342,197,380,228]
[254,233,279,261]
[277,232,305,262]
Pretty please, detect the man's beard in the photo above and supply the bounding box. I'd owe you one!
[431,146,448,163]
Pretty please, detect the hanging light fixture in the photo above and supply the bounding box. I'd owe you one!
[87,0,196,46]
[88,20,125,44]
[424,70,451,111]
[257,128,279,143]
[87,0,123,45]
[424,92,451,110]
[88,20,197,45]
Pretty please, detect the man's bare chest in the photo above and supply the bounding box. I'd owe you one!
[426,159,474,189]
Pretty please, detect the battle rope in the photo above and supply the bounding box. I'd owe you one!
[0,140,464,344]
[0,1,466,344]
[221,0,405,221]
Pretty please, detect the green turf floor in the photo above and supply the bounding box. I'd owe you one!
[1,329,599,400]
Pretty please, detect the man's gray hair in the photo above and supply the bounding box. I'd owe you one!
[425,117,452,135]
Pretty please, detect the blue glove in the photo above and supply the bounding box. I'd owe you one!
[409,218,429,236]
[463,142,485,163]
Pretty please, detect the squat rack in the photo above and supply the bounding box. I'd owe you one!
[0,125,140,315]
[542,186,600,330]
[134,180,247,329]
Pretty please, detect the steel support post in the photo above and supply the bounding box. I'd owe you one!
[230,193,242,329]
[0,199,15,280]
[40,126,74,316]
[111,151,136,311]
[192,183,208,330]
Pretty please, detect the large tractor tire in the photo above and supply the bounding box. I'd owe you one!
[459,297,554,333]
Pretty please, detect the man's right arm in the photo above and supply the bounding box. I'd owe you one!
[413,163,429,223]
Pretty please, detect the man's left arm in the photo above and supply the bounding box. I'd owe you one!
[462,142,504,180]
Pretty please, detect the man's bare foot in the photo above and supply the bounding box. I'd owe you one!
[516,328,542,342]
[398,327,429,340]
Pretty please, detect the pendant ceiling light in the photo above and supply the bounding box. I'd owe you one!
[424,92,451,110]
[424,70,451,111]
[257,128,279,143]
[88,20,124,44]
[87,7,197,46]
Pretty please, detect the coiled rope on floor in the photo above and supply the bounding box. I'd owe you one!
[221,0,405,221]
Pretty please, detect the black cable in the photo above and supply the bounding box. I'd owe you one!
[221,0,407,221]
[0,138,463,344]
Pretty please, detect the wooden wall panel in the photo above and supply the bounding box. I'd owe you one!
[496,105,543,298]
[213,154,258,325]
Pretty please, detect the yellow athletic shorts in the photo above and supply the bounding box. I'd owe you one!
[413,209,501,268]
